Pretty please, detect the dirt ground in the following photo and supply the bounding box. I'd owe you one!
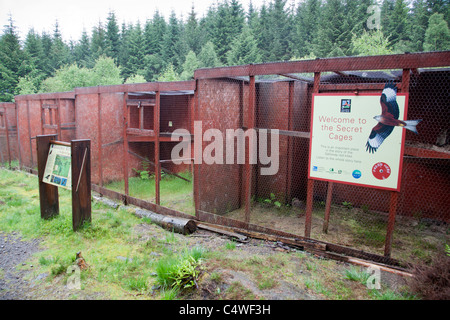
[0,219,409,300]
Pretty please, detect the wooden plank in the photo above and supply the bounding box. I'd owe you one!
[197,223,249,242]
[36,134,59,219]
[128,150,191,182]
[71,139,91,231]
[126,99,155,107]
[194,52,450,79]
[126,128,155,137]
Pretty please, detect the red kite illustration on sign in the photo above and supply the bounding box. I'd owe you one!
[366,82,422,153]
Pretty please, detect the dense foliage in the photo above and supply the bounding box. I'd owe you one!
[1,0,449,101]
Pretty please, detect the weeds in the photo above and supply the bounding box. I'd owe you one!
[155,246,206,291]
[344,266,371,285]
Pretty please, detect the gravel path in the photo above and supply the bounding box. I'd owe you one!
[0,232,41,300]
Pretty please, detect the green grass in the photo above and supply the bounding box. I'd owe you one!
[0,167,421,301]
[0,167,202,299]
[105,171,194,215]
[344,266,371,284]
[155,246,206,290]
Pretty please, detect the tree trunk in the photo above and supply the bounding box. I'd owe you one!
[134,209,197,235]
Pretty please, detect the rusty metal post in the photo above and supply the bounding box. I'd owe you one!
[3,107,12,168]
[384,191,399,257]
[244,75,256,224]
[323,182,334,233]
[193,80,200,218]
[305,72,321,238]
[122,92,129,197]
[97,93,103,187]
[286,81,294,202]
[26,100,34,167]
[154,90,161,205]
[56,99,62,140]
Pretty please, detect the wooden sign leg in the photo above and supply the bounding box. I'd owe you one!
[384,191,399,257]
[36,134,59,219]
[71,139,91,231]
[304,179,314,238]
[323,182,334,233]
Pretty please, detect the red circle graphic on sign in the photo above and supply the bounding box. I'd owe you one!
[372,162,391,180]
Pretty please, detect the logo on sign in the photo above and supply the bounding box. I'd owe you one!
[352,170,362,179]
[341,99,352,113]
[372,162,391,180]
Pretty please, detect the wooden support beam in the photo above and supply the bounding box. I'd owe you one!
[71,139,91,231]
[36,134,59,219]
[154,91,161,205]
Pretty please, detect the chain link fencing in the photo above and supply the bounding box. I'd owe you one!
[2,53,449,266]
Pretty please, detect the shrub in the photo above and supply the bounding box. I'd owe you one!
[408,252,450,300]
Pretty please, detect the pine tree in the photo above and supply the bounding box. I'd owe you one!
[161,11,187,72]
[411,0,431,52]
[24,29,46,73]
[226,26,262,65]
[143,10,167,56]
[390,0,413,51]
[312,0,347,57]
[122,22,145,79]
[50,20,71,72]
[91,21,106,61]
[254,2,272,61]
[118,22,132,77]
[266,0,292,61]
[292,0,321,58]
[184,5,202,54]
[210,0,245,64]
[180,51,200,80]
[0,15,26,101]
[198,41,221,68]
[247,0,259,29]
[105,11,120,62]
[74,30,93,68]
[424,12,450,51]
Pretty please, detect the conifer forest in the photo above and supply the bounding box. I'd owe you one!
[1,0,449,102]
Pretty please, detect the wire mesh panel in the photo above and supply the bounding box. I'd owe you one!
[195,78,247,221]
[99,92,126,195]
[194,52,450,265]
[158,93,195,215]
[0,103,17,166]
